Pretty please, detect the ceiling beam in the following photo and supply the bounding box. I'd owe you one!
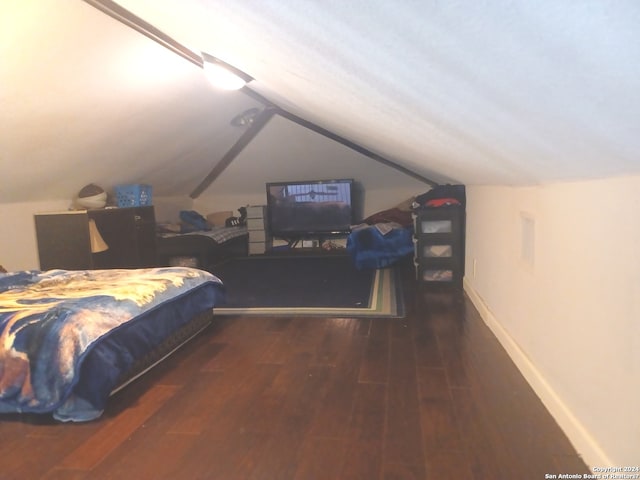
[189,107,276,198]
[84,0,439,189]
[83,0,202,67]
[274,109,438,187]
[240,89,438,186]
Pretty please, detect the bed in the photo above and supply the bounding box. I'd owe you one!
[156,226,249,271]
[0,266,224,422]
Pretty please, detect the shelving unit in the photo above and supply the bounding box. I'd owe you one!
[246,205,272,255]
[412,205,465,288]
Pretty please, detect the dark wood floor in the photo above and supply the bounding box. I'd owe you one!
[0,265,589,479]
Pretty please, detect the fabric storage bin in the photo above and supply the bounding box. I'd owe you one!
[423,244,452,257]
[420,219,452,234]
[421,269,453,282]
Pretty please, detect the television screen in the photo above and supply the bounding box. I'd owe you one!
[266,179,353,238]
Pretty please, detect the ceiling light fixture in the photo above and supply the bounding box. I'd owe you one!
[201,52,253,90]
[231,108,260,127]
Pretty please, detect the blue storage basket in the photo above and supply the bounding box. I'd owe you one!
[115,184,152,207]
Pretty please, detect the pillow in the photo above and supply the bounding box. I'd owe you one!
[179,210,211,231]
[207,211,233,227]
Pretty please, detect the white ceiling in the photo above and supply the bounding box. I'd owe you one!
[115,0,640,184]
[1,0,262,203]
[3,1,640,203]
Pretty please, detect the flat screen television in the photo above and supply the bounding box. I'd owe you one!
[266,179,354,238]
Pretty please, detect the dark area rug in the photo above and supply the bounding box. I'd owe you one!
[211,255,403,317]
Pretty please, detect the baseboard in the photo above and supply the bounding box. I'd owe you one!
[463,278,611,469]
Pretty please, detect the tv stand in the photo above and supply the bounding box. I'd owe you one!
[271,235,348,255]
[270,247,348,256]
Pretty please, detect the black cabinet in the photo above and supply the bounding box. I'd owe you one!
[412,206,465,287]
[35,207,157,270]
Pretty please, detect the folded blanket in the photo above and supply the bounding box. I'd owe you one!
[347,224,413,270]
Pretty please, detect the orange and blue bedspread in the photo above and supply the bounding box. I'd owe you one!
[0,267,224,421]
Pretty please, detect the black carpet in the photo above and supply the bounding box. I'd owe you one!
[212,255,374,309]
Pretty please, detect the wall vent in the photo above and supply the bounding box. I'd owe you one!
[520,212,535,269]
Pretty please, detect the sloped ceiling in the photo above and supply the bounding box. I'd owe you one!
[1,0,263,203]
[113,0,640,183]
[211,115,430,197]
[3,1,640,204]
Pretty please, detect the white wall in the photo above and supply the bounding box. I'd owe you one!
[152,196,193,223]
[0,200,71,270]
[464,175,640,466]
[193,114,429,219]
[1,196,193,271]
[1,180,422,271]
[193,185,422,225]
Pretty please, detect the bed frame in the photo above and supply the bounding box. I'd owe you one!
[111,309,213,395]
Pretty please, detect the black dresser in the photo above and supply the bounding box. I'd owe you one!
[35,206,157,270]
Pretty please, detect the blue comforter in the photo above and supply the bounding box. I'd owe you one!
[0,267,223,421]
[347,224,414,270]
